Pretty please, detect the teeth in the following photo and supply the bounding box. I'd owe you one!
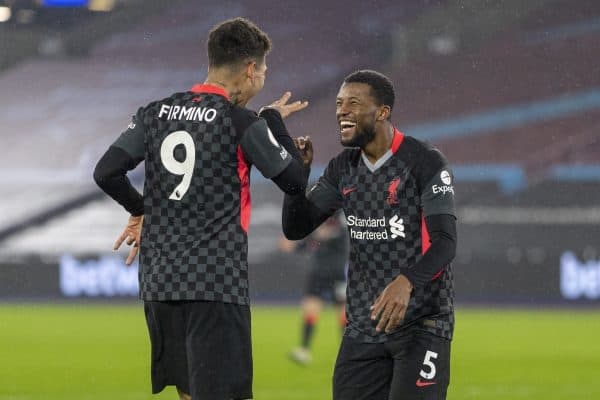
[340,121,356,129]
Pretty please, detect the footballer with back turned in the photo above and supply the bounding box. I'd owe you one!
[283,70,457,400]
[94,18,309,400]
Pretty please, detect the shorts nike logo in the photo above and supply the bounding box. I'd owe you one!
[342,186,357,196]
[416,379,436,387]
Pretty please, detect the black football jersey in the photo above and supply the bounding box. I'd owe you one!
[112,84,292,304]
[306,129,456,341]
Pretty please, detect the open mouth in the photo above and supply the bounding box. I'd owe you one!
[339,121,356,136]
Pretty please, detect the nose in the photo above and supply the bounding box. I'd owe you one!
[336,103,350,120]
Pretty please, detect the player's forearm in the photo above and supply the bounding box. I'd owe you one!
[259,108,308,194]
[282,190,327,240]
[401,214,456,287]
[272,162,307,195]
[258,108,303,163]
[93,146,144,216]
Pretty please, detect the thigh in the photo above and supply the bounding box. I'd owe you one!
[185,301,253,400]
[386,331,451,400]
[333,336,392,400]
[333,279,347,304]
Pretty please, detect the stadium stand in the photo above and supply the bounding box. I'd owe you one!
[0,0,437,254]
[289,0,600,161]
[1,0,599,265]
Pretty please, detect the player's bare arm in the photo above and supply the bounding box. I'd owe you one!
[261,91,309,118]
[370,274,413,333]
[114,215,143,265]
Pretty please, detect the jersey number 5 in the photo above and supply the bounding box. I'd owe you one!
[160,130,195,200]
[419,350,438,380]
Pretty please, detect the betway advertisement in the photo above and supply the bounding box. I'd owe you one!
[454,223,600,304]
[59,255,139,297]
[560,252,600,300]
[1,224,599,303]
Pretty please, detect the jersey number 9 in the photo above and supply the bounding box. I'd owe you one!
[160,130,196,200]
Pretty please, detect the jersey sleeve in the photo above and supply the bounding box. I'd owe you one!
[111,107,146,162]
[306,156,344,214]
[239,118,293,179]
[281,155,345,240]
[419,150,456,217]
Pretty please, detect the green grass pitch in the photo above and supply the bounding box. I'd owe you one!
[0,304,599,399]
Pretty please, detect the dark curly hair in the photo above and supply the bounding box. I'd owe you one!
[344,70,395,118]
[207,17,272,68]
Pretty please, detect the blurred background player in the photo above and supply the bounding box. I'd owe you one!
[279,212,349,365]
[94,17,309,400]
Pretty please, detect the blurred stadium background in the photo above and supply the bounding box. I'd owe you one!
[1,0,599,399]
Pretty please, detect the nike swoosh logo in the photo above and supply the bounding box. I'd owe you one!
[342,187,357,196]
[416,379,436,387]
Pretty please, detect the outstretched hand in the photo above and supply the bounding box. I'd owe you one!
[114,215,143,265]
[370,274,413,333]
[294,135,313,167]
[262,92,308,119]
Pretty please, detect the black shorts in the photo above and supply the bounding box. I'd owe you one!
[333,329,451,400]
[305,264,347,303]
[144,300,252,400]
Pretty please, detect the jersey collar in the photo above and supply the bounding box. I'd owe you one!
[190,83,230,100]
[391,127,405,154]
[361,127,405,173]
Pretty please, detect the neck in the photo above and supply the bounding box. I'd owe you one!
[362,123,394,164]
[205,71,244,105]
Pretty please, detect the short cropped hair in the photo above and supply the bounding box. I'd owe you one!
[344,70,395,115]
[207,17,272,68]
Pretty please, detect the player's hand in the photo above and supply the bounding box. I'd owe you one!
[262,91,308,118]
[114,215,143,265]
[370,274,413,333]
[294,135,313,167]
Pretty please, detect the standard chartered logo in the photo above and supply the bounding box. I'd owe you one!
[347,214,405,240]
[389,215,405,238]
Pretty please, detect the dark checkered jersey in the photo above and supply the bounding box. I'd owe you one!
[111,84,292,304]
[306,129,456,342]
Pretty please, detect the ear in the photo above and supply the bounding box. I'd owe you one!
[377,105,391,121]
[244,61,256,80]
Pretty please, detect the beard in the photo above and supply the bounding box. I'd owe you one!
[340,122,376,148]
